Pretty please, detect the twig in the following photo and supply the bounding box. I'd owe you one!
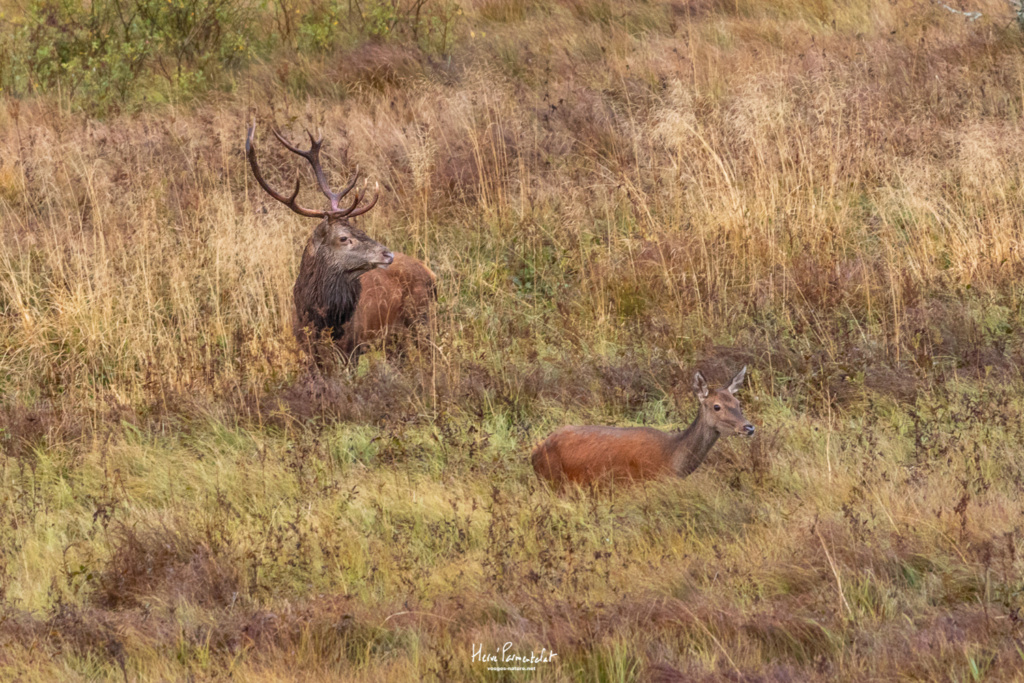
[676,605,741,676]
[382,611,457,625]
[816,526,853,620]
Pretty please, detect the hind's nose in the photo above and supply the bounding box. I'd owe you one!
[743,424,755,436]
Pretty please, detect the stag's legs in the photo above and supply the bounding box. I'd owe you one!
[295,326,349,375]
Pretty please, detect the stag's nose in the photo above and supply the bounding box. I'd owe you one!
[743,424,755,436]
[381,251,394,266]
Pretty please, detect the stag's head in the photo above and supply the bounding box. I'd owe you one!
[693,367,755,437]
[245,121,393,276]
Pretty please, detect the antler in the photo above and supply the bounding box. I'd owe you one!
[245,121,328,218]
[245,120,381,219]
[346,181,380,217]
[271,127,380,218]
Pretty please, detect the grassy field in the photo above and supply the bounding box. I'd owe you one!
[2,0,1024,679]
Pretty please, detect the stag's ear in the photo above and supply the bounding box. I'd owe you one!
[693,371,710,401]
[312,220,331,241]
[727,366,747,395]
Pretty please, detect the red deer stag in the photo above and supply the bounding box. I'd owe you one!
[532,367,755,487]
[246,122,435,364]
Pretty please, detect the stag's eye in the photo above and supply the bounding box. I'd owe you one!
[713,404,721,411]
[338,235,349,244]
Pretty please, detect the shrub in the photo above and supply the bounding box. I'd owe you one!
[0,0,257,110]
[351,0,463,55]
[0,0,460,109]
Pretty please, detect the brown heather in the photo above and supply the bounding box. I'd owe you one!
[2,0,1024,679]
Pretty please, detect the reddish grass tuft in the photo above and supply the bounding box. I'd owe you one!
[94,523,241,610]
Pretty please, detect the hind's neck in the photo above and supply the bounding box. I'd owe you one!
[670,412,719,477]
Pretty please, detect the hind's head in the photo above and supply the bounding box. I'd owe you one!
[693,366,755,437]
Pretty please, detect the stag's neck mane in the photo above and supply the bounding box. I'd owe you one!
[294,249,365,336]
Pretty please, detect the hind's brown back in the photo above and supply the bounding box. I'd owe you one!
[531,425,678,486]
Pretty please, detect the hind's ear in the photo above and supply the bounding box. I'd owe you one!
[693,372,710,401]
[727,366,747,395]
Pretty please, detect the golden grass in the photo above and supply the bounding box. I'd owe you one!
[2,0,1024,680]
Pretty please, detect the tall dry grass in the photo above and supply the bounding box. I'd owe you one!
[1,0,1024,680]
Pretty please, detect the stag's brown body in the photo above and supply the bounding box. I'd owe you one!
[292,242,435,362]
[532,368,755,487]
[342,254,436,357]
[289,224,391,345]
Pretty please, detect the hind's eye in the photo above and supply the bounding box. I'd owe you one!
[714,404,721,411]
